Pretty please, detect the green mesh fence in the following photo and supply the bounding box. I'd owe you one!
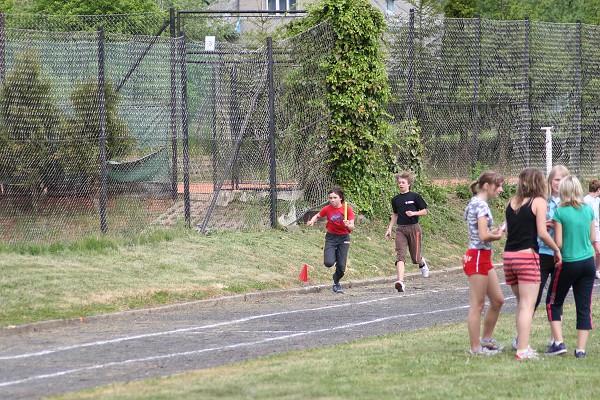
[387,12,600,180]
[0,26,184,243]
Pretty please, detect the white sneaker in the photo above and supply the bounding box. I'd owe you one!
[420,258,430,278]
[515,348,539,360]
[596,270,600,280]
[470,347,499,356]
[394,280,405,293]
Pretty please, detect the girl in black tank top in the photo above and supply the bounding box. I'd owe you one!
[505,198,538,252]
[503,168,561,360]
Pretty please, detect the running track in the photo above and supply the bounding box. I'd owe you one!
[1,269,597,399]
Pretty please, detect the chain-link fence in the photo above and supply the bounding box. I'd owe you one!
[0,23,185,243]
[0,11,335,242]
[2,12,168,35]
[387,12,600,179]
[6,9,600,243]
[181,13,334,232]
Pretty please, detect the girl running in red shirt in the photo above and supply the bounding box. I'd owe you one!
[307,187,355,293]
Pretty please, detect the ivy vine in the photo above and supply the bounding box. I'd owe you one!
[287,0,395,217]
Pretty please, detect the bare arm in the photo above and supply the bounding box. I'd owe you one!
[385,214,398,239]
[478,216,503,242]
[406,208,427,217]
[554,221,562,249]
[534,197,562,262]
[306,212,322,227]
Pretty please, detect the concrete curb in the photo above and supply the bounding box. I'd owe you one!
[1,266,465,335]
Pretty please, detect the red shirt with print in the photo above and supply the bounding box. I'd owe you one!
[319,203,355,235]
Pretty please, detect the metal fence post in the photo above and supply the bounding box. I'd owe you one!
[522,17,531,168]
[0,13,5,86]
[98,27,108,234]
[574,20,582,176]
[267,37,277,228]
[471,16,481,173]
[180,30,190,228]
[408,9,415,121]
[169,7,178,201]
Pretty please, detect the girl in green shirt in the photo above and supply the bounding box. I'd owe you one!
[547,175,596,359]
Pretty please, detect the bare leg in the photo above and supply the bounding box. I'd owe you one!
[396,260,405,282]
[481,270,505,339]
[515,283,539,351]
[577,330,590,351]
[468,274,487,351]
[549,320,563,344]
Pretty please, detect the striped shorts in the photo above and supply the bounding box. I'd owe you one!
[503,251,541,285]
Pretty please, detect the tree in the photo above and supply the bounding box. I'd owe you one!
[0,49,63,209]
[0,0,15,13]
[285,0,395,216]
[405,0,445,16]
[444,0,477,18]
[28,0,160,14]
[56,79,133,181]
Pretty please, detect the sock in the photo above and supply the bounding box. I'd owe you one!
[576,348,586,353]
[554,341,563,346]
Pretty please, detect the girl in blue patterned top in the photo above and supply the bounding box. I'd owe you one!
[463,171,506,355]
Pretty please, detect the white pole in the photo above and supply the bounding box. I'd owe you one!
[541,126,554,175]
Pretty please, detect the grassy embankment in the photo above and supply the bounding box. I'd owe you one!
[0,186,491,327]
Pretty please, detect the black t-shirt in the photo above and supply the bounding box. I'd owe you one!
[391,191,428,225]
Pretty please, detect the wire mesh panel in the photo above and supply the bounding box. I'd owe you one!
[185,20,335,232]
[387,13,600,180]
[0,27,183,244]
[186,40,272,231]
[3,12,168,35]
[102,33,184,236]
[581,24,600,176]
[0,29,101,243]
[529,22,581,175]
[272,22,335,226]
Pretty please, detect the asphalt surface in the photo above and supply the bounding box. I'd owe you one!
[1,267,598,399]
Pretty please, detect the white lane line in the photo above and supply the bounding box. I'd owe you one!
[0,289,468,361]
[0,303,472,388]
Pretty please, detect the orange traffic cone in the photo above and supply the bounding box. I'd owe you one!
[299,264,309,282]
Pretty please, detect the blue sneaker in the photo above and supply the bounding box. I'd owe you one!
[574,350,586,359]
[545,342,567,356]
[332,283,344,294]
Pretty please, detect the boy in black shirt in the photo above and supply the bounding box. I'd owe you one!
[385,171,429,292]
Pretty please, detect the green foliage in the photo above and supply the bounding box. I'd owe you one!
[0,50,133,206]
[444,0,477,18]
[285,0,393,217]
[476,0,600,24]
[405,0,446,16]
[56,79,133,180]
[392,119,425,179]
[0,49,63,207]
[29,0,160,14]
[0,0,15,13]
